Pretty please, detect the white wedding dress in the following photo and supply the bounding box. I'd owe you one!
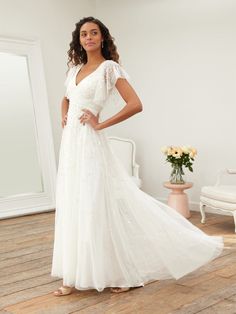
[51,60,224,292]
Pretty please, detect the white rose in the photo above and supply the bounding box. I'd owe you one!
[161,146,169,154]
[189,152,194,158]
[167,147,173,156]
[189,147,197,158]
[172,147,183,158]
[181,146,189,154]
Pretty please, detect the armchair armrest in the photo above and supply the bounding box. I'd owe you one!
[133,162,140,178]
[227,169,236,174]
[215,168,236,186]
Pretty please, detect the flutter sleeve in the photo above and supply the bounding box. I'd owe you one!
[93,61,130,109]
[104,61,130,93]
[64,65,77,98]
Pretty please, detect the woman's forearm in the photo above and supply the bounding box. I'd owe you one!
[97,101,142,130]
[61,97,69,118]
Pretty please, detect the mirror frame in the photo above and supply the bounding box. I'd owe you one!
[0,37,56,218]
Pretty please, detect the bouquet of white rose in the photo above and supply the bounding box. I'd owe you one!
[161,146,197,184]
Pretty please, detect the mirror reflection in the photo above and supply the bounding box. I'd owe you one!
[0,52,43,197]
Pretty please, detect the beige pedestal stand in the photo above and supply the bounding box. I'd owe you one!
[163,182,193,218]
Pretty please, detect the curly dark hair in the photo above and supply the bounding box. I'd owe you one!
[67,16,120,67]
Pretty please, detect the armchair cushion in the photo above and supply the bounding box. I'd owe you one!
[201,185,236,203]
[200,168,236,232]
[200,195,236,211]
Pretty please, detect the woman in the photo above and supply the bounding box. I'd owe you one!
[51,16,224,296]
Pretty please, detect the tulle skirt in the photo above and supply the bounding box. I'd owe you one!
[51,117,224,292]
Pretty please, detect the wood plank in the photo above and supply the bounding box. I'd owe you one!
[0,259,51,284]
[0,233,53,254]
[196,299,236,314]
[171,281,236,313]
[0,249,52,269]
[0,211,235,314]
[0,244,53,262]
[0,280,61,310]
[0,212,54,227]
[0,271,60,301]
[0,223,53,240]
[0,230,54,247]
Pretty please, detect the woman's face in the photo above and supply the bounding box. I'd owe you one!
[79,22,103,52]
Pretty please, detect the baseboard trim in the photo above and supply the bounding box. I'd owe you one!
[155,197,232,217]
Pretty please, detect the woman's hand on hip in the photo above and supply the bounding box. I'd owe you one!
[62,113,68,128]
[79,109,101,130]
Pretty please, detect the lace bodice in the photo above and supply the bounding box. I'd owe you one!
[64,60,130,122]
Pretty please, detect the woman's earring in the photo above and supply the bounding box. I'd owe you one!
[101,41,104,48]
[80,45,83,51]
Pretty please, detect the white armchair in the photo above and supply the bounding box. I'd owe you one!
[108,136,142,188]
[200,168,236,232]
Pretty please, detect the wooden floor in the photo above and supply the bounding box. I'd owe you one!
[0,211,236,314]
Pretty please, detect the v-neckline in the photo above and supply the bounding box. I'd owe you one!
[75,60,107,87]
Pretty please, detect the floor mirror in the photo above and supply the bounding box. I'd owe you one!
[0,37,56,218]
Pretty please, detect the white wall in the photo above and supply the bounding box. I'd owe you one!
[96,0,236,205]
[0,0,95,157]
